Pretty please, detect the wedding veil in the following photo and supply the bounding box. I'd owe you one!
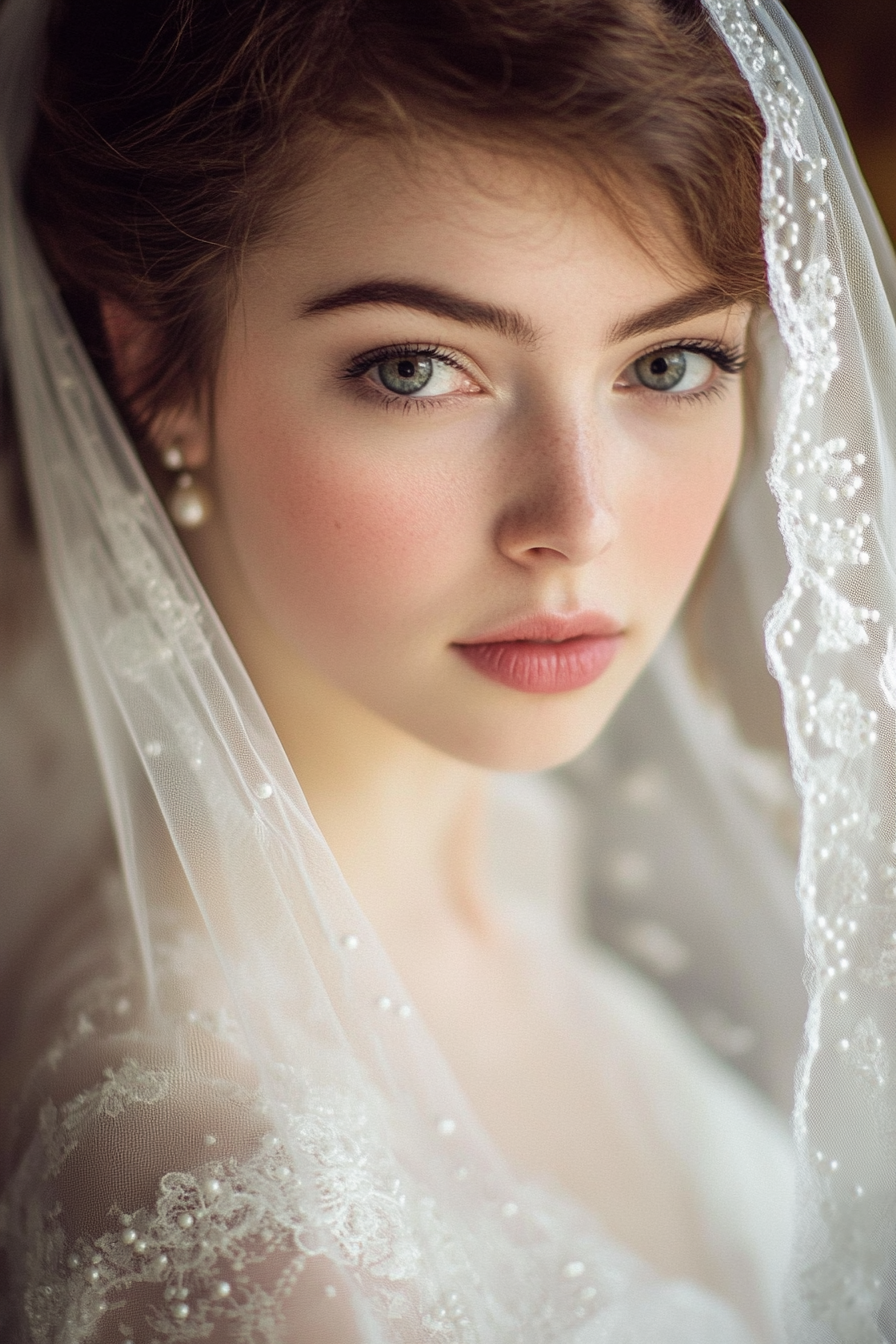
[3,0,896,1337]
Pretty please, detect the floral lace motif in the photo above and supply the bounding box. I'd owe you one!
[4,1049,427,1341]
[706,1,896,1338]
[1,947,682,1344]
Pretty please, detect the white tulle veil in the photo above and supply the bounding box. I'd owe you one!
[3,0,896,1337]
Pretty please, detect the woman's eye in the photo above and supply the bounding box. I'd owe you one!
[629,347,716,394]
[376,355,435,395]
[367,353,475,399]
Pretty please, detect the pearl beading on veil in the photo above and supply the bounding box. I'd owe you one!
[708,1,896,1338]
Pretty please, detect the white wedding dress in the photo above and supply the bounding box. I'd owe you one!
[0,767,793,1344]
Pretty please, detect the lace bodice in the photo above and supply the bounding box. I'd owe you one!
[0,863,790,1344]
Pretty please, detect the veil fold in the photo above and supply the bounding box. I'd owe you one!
[3,0,896,1337]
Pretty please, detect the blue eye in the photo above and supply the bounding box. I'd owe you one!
[632,348,715,393]
[345,345,481,402]
[377,356,434,395]
[635,350,686,390]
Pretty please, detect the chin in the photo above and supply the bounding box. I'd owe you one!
[423,698,621,774]
[428,650,643,772]
[377,650,644,773]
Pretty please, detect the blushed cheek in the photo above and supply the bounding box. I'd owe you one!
[628,423,741,620]
[215,418,475,661]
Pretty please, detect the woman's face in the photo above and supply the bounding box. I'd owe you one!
[190,137,748,771]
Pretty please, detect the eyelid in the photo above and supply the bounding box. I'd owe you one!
[621,337,747,378]
[613,339,746,407]
[341,341,485,386]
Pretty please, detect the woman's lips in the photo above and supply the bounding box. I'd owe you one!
[453,613,624,694]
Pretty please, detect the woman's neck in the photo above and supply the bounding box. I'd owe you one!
[189,524,496,956]
[279,669,491,934]
[296,719,493,949]
[192,527,493,947]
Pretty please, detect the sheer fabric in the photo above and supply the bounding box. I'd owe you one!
[2,0,896,1339]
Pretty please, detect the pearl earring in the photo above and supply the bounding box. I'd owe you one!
[162,442,213,530]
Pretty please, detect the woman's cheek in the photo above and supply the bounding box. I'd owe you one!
[216,419,476,655]
[624,422,741,616]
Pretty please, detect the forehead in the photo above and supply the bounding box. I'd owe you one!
[244,134,712,328]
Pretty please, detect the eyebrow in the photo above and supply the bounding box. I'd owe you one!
[299,279,540,349]
[608,284,740,344]
[299,277,740,352]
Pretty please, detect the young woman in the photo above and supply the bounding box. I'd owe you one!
[1,0,894,1340]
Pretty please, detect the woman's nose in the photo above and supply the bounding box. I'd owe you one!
[494,415,618,568]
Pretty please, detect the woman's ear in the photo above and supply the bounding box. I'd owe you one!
[100,296,210,470]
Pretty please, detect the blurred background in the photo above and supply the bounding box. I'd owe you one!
[786,0,896,239]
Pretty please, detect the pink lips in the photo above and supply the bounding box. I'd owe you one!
[453,612,624,694]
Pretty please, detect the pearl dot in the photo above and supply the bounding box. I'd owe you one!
[216,1281,232,1298]
[169,478,212,529]
[437,1117,456,1137]
[203,1178,221,1198]
[121,1229,137,1246]
[177,1213,194,1229]
[254,781,273,800]
[563,1261,586,1279]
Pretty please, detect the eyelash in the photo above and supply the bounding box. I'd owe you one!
[339,337,747,412]
[341,343,474,414]
[620,339,747,407]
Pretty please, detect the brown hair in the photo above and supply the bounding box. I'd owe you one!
[24,0,767,430]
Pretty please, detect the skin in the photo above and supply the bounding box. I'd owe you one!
[106,135,749,1292]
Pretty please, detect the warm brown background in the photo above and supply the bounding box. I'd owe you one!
[785,0,896,238]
